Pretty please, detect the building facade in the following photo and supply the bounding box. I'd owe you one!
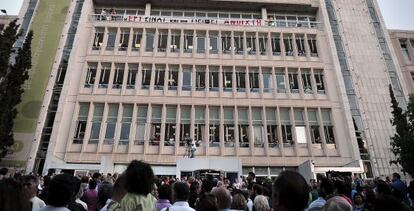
[17,0,407,178]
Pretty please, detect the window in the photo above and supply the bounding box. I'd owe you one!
[221,32,231,54]
[249,68,259,92]
[158,30,168,52]
[184,31,194,53]
[209,66,219,91]
[209,106,220,147]
[141,66,152,89]
[223,67,233,92]
[119,104,133,145]
[154,65,165,90]
[195,106,205,143]
[92,28,104,50]
[196,66,206,91]
[224,107,235,147]
[150,105,162,145]
[308,36,318,57]
[271,34,281,55]
[113,64,124,89]
[284,35,294,56]
[314,70,325,94]
[280,108,292,145]
[196,31,206,53]
[288,69,299,93]
[234,33,244,55]
[294,109,306,144]
[118,29,129,51]
[170,31,181,52]
[182,67,192,91]
[400,40,411,62]
[287,16,297,27]
[106,28,116,50]
[252,108,264,147]
[146,30,154,52]
[236,67,246,92]
[246,34,256,55]
[238,108,249,147]
[168,65,179,90]
[132,31,142,51]
[90,104,104,144]
[73,103,89,144]
[296,35,306,56]
[85,64,97,88]
[99,63,111,88]
[322,110,335,144]
[258,34,268,55]
[104,104,118,144]
[308,109,321,144]
[266,108,279,147]
[126,64,138,89]
[276,70,286,93]
[180,106,191,146]
[165,106,177,146]
[262,69,273,93]
[276,16,287,27]
[135,105,148,145]
[301,69,312,94]
[209,32,218,54]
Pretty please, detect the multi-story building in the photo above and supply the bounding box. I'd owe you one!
[10,0,407,179]
[0,15,18,31]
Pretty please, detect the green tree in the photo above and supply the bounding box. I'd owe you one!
[0,21,33,160]
[389,85,414,176]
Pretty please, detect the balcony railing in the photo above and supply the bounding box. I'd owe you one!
[90,14,320,29]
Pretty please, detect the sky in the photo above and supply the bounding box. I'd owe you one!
[0,0,413,30]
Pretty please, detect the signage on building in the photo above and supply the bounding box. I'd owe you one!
[122,15,264,26]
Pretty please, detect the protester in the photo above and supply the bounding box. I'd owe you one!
[37,174,75,211]
[230,192,247,211]
[156,184,172,211]
[161,182,195,211]
[353,192,365,211]
[0,178,31,211]
[98,182,114,210]
[23,175,46,210]
[324,196,352,211]
[196,194,220,211]
[308,177,335,211]
[211,187,232,211]
[254,195,270,211]
[83,180,99,211]
[272,171,309,211]
[102,174,126,211]
[189,181,200,208]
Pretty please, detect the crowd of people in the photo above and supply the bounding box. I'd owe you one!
[1,161,414,211]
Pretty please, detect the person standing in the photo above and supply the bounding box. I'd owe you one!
[83,180,99,211]
[23,175,46,210]
[161,182,195,211]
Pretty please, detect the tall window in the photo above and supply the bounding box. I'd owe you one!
[236,67,246,92]
[170,31,181,52]
[196,66,206,91]
[126,64,138,89]
[294,109,306,144]
[90,104,104,144]
[314,70,325,94]
[280,108,292,145]
[119,104,133,145]
[92,28,104,50]
[135,105,148,145]
[104,104,119,144]
[141,65,151,89]
[118,29,130,51]
[112,64,124,89]
[246,34,256,55]
[196,31,206,53]
[209,66,219,91]
[165,106,177,146]
[296,35,306,56]
[209,32,219,54]
[322,110,335,144]
[99,63,111,88]
[238,108,249,147]
[252,108,264,147]
[308,36,318,57]
[284,34,294,56]
[221,32,231,54]
[150,105,162,145]
[158,30,168,52]
[132,31,142,51]
[146,30,155,52]
[223,67,233,92]
[400,40,411,62]
[262,69,273,93]
[276,70,286,93]
[195,106,205,143]
[209,106,220,147]
[258,35,268,55]
[85,64,97,88]
[182,67,192,91]
[184,31,194,53]
[168,66,179,90]
[154,66,165,90]
[249,68,259,92]
[180,106,191,146]
[224,107,235,147]
[266,108,279,147]
[106,28,116,50]
[308,109,321,144]
[288,69,299,93]
[73,103,89,144]
[301,69,312,94]
[271,34,281,55]
[234,33,244,55]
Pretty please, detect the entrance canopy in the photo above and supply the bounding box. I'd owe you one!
[176,157,242,179]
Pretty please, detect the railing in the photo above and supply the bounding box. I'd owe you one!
[89,14,320,29]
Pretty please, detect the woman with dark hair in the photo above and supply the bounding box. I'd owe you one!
[189,181,200,208]
[353,192,365,211]
[114,160,156,211]
[196,194,219,211]
[0,178,31,211]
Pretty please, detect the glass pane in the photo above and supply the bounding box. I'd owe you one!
[295,126,307,144]
[238,108,248,123]
[152,105,162,122]
[195,106,205,123]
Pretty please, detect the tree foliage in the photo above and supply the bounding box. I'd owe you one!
[0,20,33,160]
[389,85,414,176]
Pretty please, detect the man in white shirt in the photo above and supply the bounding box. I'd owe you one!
[161,182,195,211]
[23,175,46,210]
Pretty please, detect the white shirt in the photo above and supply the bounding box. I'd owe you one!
[35,205,70,211]
[76,198,88,210]
[161,201,195,211]
[246,198,253,211]
[31,196,46,210]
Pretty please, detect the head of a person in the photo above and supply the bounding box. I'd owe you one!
[158,184,172,201]
[202,179,213,194]
[252,184,264,196]
[111,174,127,202]
[211,187,232,209]
[93,172,102,181]
[196,194,220,211]
[334,180,352,198]
[0,178,31,211]
[22,175,39,198]
[353,193,364,205]
[272,171,309,211]
[324,196,352,211]
[254,195,270,211]
[89,179,97,190]
[392,173,400,181]
[376,180,391,197]
[247,172,256,182]
[231,192,247,210]
[125,160,154,195]
[190,181,200,193]
[98,182,113,208]
[47,174,75,207]
[173,182,190,202]
[0,168,8,177]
